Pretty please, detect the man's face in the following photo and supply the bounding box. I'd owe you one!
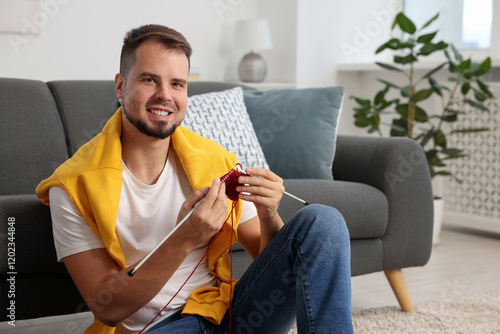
[115,39,189,139]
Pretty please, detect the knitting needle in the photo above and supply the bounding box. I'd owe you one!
[284,191,310,206]
[128,200,203,277]
[129,190,309,277]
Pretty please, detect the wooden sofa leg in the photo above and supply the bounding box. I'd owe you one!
[384,269,416,312]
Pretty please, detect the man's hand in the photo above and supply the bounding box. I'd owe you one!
[177,178,228,247]
[236,168,285,223]
[235,168,285,255]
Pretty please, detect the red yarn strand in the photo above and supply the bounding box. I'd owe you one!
[139,165,243,333]
[138,226,223,334]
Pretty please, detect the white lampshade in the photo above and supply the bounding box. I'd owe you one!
[235,19,273,51]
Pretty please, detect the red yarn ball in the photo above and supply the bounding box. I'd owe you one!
[220,164,247,201]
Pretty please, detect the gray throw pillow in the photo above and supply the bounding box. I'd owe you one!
[243,87,345,180]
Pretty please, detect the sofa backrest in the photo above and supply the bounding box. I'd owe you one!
[47,80,121,156]
[45,80,254,157]
[0,78,69,195]
[187,81,255,96]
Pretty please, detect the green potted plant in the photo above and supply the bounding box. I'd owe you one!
[350,12,494,243]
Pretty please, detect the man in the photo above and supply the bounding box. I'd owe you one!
[36,24,353,333]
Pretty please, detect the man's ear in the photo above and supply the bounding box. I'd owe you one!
[115,73,125,99]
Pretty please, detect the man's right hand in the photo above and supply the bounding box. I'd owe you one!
[176,178,228,247]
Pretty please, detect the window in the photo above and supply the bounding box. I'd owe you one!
[404,0,493,51]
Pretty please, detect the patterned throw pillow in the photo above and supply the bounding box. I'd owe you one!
[182,87,269,170]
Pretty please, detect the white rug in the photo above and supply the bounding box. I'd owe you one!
[288,293,500,333]
[352,293,500,334]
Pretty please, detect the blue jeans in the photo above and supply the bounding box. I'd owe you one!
[148,204,353,334]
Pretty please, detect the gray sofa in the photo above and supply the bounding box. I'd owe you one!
[0,78,433,323]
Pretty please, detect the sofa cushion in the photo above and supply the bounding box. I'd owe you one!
[279,179,388,240]
[0,78,68,195]
[243,87,345,180]
[183,87,269,170]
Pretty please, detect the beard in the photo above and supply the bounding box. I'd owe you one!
[122,102,179,140]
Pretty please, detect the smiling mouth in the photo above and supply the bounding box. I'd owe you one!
[148,109,172,117]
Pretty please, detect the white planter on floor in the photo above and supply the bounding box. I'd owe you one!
[433,197,444,245]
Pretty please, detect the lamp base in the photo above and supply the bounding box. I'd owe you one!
[238,52,267,83]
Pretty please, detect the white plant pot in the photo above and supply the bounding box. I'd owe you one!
[433,197,444,245]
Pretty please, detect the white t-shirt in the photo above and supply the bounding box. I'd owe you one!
[49,149,257,333]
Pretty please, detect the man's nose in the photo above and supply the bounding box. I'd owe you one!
[155,84,173,102]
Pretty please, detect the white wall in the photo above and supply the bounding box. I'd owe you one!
[293,0,403,135]
[0,0,404,84]
[295,0,402,87]
[0,0,259,81]
[256,0,297,84]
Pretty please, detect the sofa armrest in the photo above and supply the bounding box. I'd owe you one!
[0,194,86,320]
[0,194,66,274]
[333,135,434,270]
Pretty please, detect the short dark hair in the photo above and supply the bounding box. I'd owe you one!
[120,24,192,79]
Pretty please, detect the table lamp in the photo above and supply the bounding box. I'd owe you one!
[235,19,273,82]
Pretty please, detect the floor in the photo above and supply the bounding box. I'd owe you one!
[1,225,499,333]
[351,225,500,312]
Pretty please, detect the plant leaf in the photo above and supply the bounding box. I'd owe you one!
[434,170,454,177]
[395,104,409,119]
[441,148,463,156]
[461,82,470,95]
[395,12,417,34]
[410,88,434,102]
[414,105,429,122]
[376,61,403,72]
[478,57,491,74]
[417,31,437,44]
[394,54,418,64]
[354,118,373,128]
[420,13,439,30]
[377,78,401,89]
[375,99,396,111]
[422,62,447,79]
[418,41,448,56]
[351,96,371,106]
[428,114,458,122]
[450,127,489,134]
[433,129,447,148]
[375,38,399,54]
[420,128,435,147]
[449,75,465,82]
[401,85,410,97]
[374,89,386,106]
[464,99,490,112]
[390,118,407,136]
[441,148,467,159]
[451,44,463,62]
[458,58,472,71]
[426,149,446,166]
[463,62,481,77]
[428,76,443,96]
[477,79,493,98]
[473,88,488,102]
